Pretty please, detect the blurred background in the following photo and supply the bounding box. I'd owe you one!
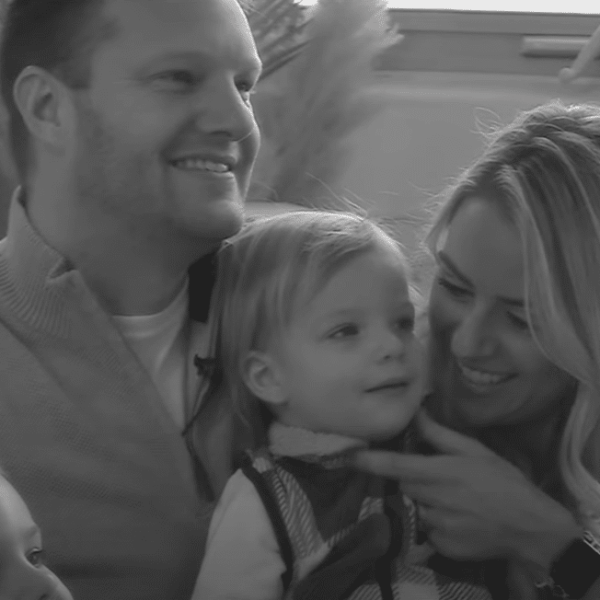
[244,0,600,289]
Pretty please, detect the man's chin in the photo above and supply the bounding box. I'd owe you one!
[188,204,246,243]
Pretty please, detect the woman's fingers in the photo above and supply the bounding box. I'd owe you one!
[352,450,451,482]
[416,410,497,458]
[400,481,456,507]
[353,413,499,483]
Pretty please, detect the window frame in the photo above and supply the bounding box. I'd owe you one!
[379,9,600,76]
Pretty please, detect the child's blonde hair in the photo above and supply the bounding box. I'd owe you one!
[207,210,412,440]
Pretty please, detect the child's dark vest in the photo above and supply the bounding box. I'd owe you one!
[242,446,492,600]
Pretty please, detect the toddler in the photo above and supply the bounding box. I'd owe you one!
[0,471,73,599]
[193,210,491,600]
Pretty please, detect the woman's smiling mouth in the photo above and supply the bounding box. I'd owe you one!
[458,364,515,390]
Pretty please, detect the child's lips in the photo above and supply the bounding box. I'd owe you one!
[365,377,412,393]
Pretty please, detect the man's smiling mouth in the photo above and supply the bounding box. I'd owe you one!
[170,152,236,173]
[172,158,231,173]
[171,158,232,173]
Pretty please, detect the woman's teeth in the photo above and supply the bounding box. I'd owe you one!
[459,365,512,385]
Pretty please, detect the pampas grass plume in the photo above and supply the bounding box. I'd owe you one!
[253,0,400,207]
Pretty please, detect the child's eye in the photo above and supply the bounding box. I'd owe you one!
[26,548,45,567]
[236,80,256,104]
[397,316,415,332]
[329,324,359,339]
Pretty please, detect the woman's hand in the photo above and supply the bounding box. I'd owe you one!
[353,410,580,570]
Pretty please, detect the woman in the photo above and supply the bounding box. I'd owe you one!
[355,101,600,599]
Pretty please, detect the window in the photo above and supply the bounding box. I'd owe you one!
[391,1,599,9]
[299,0,600,75]
[301,0,599,12]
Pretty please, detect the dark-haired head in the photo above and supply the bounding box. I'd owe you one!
[0,0,117,181]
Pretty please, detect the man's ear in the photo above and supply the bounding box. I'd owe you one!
[242,350,288,407]
[12,66,74,152]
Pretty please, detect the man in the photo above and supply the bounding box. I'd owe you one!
[0,0,261,598]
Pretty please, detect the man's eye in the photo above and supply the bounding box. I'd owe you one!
[153,70,196,89]
[26,548,45,567]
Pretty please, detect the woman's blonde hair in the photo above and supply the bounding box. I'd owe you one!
[427,101,600,533]
[207,209,411,443]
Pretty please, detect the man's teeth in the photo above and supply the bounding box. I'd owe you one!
[459,365,510,385]
[173,158,230,172]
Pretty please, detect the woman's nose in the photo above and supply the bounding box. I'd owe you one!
[451,307,497,359]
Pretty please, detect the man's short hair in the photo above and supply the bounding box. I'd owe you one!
[0,0,117,180]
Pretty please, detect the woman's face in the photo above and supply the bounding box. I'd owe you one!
[428,194,575,431]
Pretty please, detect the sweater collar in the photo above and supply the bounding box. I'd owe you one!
[1,188,88,336]
[3,187,218,329]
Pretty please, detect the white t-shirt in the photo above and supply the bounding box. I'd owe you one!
[113,281,210,429]
[191,468,283,600]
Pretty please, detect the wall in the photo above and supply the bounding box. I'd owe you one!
[328,70,600,285]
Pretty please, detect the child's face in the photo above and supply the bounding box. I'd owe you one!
[269,245,424,441]
[0,477,73,600]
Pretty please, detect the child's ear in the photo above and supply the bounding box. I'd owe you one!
[242,351,288,407]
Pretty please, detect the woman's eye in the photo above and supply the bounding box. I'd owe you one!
[507,312,530,331]
[437,277,471,299]
[26,548,45,567]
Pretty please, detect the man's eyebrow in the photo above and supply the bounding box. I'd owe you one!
[144,50,262,72]
[437,250,524,308]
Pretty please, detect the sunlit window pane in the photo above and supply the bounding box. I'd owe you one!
[299,0,600,13]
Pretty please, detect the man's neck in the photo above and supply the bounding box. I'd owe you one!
[23,183,214,316]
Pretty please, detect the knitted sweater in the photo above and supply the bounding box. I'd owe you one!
[0,191,233,600]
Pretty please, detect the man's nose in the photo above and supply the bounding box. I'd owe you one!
[194,78,258,142]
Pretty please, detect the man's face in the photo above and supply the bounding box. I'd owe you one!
[70,0,262,247]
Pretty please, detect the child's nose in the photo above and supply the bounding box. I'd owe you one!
[377,329,406,361]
